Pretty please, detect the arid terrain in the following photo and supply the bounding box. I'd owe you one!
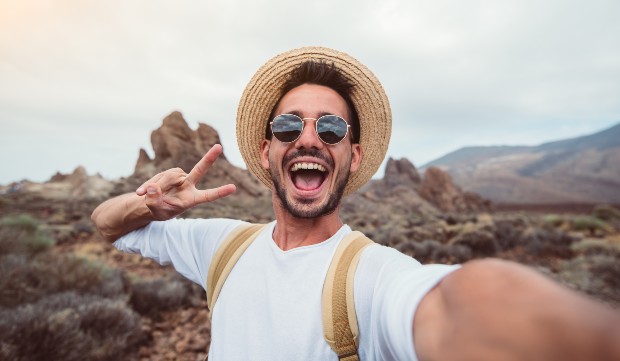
[1,113,619,361]
[422,123,620,204]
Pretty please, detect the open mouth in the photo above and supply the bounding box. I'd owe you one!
[289,162,328,191]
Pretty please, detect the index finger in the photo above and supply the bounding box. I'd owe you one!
[186,144,223,185]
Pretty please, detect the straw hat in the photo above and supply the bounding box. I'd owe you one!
[236,46,392,195]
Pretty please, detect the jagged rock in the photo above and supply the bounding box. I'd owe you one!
[130,111,266,198]
[134,149,153,174]
[360,158,489,215]
[418,167,491,212]
[383,157,421,187]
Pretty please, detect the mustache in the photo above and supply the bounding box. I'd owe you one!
[283,149,334,169]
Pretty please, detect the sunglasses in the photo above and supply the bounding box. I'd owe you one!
[270,114,351,145]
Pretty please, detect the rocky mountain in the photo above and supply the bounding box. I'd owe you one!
[422,123,620,205]
[2,112,488,219]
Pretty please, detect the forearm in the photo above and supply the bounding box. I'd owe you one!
[416,259,620,361]
[91,193,154,242]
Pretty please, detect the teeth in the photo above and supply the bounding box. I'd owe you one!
[291,162,326,172]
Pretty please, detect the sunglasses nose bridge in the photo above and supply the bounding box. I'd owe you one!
[295,118,324,148]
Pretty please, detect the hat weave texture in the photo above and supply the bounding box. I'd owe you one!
[236,46,392,195]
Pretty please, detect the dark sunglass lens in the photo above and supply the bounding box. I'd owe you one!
[317,116,348,144]
[272,115,302,142]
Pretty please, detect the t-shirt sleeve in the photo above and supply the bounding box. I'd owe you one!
[113,218,246,289]
[356,245,460,361]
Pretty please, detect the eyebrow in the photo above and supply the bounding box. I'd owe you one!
[286,110,338,119]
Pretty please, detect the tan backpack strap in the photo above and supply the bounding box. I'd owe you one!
[206,223,266,314]
[322,231,374,360]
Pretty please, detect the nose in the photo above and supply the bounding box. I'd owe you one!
[294,118,324,150]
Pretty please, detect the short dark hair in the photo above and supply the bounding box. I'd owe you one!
[265,60,360,144]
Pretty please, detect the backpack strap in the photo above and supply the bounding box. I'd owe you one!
[322,231,374,361]
[206,224,374,361]
[206,223,266,315]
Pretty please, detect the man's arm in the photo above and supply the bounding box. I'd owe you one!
[414,258,620,361]
[91,144,236,242]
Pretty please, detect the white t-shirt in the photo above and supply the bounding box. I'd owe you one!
[115,218,459,361]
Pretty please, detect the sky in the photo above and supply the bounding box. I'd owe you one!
[1,0,619,184]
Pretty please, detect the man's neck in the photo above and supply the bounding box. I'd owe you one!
[271,201,344,251]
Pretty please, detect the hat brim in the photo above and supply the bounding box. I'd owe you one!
[236,46,392,195]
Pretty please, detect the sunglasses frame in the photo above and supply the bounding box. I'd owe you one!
[270,113,351,145]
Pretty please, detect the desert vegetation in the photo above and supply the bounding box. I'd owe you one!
[1,198,619,360]
[0,214,208,360]
[1,116,618,359]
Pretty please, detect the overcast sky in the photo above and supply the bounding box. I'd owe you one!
[1,0,619,185]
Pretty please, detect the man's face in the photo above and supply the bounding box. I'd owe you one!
[260,84,362,218]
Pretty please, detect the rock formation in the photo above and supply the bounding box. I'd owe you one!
[359,158,490,213]
[129,111,266,197]
[418,167,491,212]
[7,166,114,200]
[383,158,421,187]
[2,113,488,217]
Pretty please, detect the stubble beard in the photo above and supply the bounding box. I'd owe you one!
[269,154,350,219]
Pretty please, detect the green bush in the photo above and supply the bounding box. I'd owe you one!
[0,214,54,255]
[541,214,565,229]
[570,215,608,234]
[0,292,144,361]
[592,204,620,222]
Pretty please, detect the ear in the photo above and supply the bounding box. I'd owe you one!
[260,139,271,169]
[349,143,362,173]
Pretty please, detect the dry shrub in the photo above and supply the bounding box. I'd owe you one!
[129,274,203,319]
[450,225,498,257]
[493,216,529,251]
[0,252,128,308]
[396,239,472,264]
[0,214,213,359]
[571,238,620,257]
[520,227,577,260]
[557,254,620,306]
[0,292,144,361]
[0,214,128,308]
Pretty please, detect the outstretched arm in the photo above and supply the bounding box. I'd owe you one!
[414,259,620,361]
[91,144,236,242]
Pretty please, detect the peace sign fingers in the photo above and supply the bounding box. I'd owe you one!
[186,144,225,186]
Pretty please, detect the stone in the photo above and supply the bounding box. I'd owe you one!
[418,167,490,212]
[383,157,421,187]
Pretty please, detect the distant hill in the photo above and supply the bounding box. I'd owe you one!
[421,123,620,204]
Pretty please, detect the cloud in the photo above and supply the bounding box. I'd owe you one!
[1,0,619,183]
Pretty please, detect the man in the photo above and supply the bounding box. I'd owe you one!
[92,47,619,361]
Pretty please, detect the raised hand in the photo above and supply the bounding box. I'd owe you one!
[135,144,236,220]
